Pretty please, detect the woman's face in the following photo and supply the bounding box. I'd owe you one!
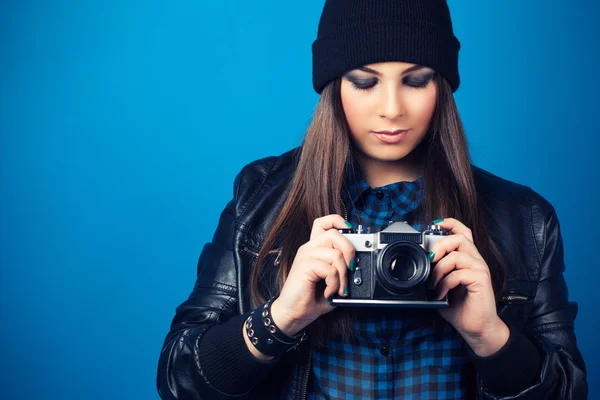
[340,62,438,165]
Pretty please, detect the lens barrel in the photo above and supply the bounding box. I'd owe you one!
[376,241,430,294]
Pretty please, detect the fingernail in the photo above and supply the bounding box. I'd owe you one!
[428,252,435,262]
[433,218,444,224]
[344,221,353,229]
[349,259,356,271]
[344,286,348,296]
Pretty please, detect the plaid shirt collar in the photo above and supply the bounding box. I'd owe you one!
[343,169,425,221]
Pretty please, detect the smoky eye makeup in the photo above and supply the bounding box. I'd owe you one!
[345,74,378,90]
[345,70,436,90]
[403,71,436,88]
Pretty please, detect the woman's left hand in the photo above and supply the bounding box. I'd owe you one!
[430,218,510,357]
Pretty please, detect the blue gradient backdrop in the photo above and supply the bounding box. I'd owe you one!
[1,1,598,399]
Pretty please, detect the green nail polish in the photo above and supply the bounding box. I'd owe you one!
[428,252,435,262]
[344,221,353,229]
[433,218,444,224]
[349,259,356,271]
[344,286,348,296]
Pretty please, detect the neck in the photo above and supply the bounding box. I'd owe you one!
[356,152,423,188]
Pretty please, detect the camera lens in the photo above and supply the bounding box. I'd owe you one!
[389,255,417,281]
[376,241,429,294]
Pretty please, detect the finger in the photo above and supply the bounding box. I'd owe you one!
[307,229,356,267]
[310,214,350,240]
[305,260,341,299]
[431,251,483,288]
[306,247,348,296]
[433,218,473,242]
[430,234,483,263]
[436,269,488,300]
[308,247,347,268]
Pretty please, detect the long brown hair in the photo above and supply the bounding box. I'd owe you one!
[252,73,507,346]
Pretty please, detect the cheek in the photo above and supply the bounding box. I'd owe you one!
[341,85,370,132]
[410,90,437,125]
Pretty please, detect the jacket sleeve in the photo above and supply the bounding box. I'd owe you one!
[481,199,588,399]
[156,168,278,400]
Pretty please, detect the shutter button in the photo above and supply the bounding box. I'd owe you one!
[375,190,384,200]
[379,345,390,356]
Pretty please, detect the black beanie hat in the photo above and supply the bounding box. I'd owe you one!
[311,0,461,94]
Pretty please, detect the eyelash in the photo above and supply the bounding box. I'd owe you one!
[349,77,432,91]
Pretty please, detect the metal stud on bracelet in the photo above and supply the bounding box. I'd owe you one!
[244,297,306,357]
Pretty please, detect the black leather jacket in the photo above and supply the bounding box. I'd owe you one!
[157,148,587,399]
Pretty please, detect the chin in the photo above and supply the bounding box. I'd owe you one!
[365,148,414,163]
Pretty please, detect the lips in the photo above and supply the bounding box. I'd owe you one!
[372,129,409,144]
[374,130,409,135]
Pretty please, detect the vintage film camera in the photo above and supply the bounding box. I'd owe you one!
[332,221,450,307]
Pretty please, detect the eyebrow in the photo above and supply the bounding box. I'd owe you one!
[357,65,427,76]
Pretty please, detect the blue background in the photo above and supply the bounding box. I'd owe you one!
[1,1,598,399]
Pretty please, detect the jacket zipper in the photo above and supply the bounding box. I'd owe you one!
[340,197,348,221]
[300,352,311,400]
[242,246,281,265]
[499,295,530,302]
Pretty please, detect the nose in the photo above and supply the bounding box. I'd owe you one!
[378,85,404,120]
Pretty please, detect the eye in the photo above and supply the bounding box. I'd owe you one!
[404,72,436,89]
[404,78,431,88]
[349,79,377,91]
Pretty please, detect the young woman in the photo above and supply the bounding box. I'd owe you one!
[157,1,587,398]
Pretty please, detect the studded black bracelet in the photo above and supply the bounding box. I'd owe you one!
[244,297,306,357]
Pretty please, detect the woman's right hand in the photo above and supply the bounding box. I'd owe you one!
[270,214,355,337]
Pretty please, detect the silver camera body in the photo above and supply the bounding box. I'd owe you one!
[332,221,450,308]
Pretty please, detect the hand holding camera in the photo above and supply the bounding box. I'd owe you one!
[270,214,355,337]
[428,218,509,357]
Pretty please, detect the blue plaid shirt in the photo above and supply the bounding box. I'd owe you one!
[308,176,467,399]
